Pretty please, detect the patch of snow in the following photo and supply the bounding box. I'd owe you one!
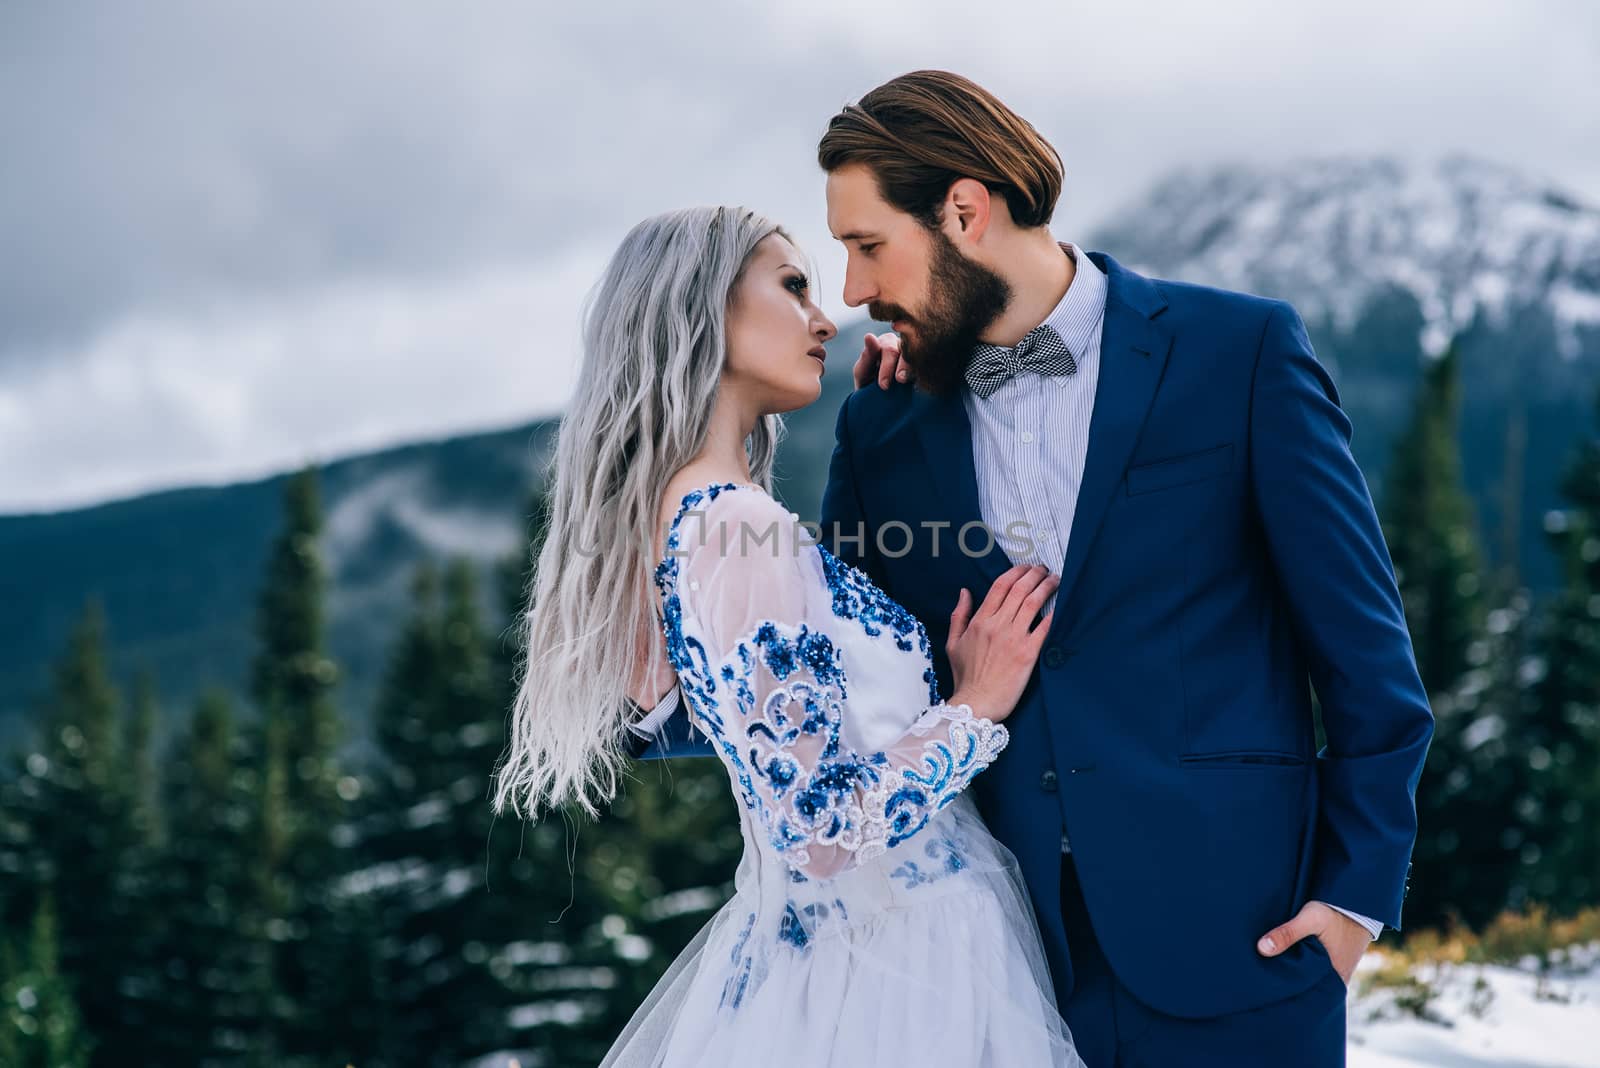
[1348,943,1600,1067]
[499,940,570,967]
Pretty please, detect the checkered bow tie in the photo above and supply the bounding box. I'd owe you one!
[963,324,1077,399]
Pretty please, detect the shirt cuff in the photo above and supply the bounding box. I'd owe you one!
[627,685,681,739]
[1321,902,1384,940]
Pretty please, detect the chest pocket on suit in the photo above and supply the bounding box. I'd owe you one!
[1125,442,1234,496]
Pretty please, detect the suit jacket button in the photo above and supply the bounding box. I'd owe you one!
[1040,769,1059,792]
[1043,646,1066,669]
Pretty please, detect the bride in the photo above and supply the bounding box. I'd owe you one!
[491,204,1085,1066]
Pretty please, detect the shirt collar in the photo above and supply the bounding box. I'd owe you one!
[1036,241,1107,361]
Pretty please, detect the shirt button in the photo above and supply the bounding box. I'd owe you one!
[688,580,700,591]
[1021,431,1036,444]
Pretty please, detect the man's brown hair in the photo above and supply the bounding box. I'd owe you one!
[817,70,1064,231]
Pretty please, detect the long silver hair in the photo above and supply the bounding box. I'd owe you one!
[492,205,794,820]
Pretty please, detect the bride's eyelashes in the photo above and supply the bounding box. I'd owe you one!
[785,272,811,297]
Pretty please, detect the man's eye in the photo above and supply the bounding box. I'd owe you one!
[860,243,880,254]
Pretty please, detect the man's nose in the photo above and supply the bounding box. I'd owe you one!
[842,266,874,308]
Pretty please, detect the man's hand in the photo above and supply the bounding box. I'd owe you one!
[853,331,912,390]
[1256,901,1371,985]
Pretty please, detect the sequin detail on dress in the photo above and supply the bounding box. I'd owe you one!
[651,482,1008,879]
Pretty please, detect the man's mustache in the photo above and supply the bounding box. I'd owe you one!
[868,302,910,325]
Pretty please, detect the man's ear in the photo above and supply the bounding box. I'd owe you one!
[944,177,993,245]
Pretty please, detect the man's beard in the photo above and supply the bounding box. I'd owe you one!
[869,226,1012,399]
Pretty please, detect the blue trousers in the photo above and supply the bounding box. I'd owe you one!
[1058,855,1347,1067]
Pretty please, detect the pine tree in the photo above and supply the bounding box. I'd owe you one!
[0,892,94,1068]
[414,487,721,1066]
[1382,344,1486,695]
[1381,345,1494,930]
[125,670,163,847]
[1422,588,1541,928]
[3,601,153,1066]
[146,689,276,1065]
[502,490,741,1053]
[313,561,450,1068]
[110,671,170,1061]
[241,465,350,1064]
[357,555,632,1066]
[250,466,343,834]
[1523,388,1600,913]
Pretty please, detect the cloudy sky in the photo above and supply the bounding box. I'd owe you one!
[2,0,1597,514]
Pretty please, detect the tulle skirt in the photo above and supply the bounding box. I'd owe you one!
[600,795,1085,1067]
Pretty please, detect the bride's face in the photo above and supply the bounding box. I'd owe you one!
[723,233,837,413]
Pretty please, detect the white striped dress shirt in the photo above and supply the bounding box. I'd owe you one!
[966,242,1095,858]
[964,242,1105,619]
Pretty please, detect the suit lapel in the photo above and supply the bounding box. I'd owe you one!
[1050,252,1173,617]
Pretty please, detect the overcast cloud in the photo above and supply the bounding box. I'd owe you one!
[2,0,1597,512]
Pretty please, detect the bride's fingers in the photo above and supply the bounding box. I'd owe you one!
[1024,585,1062,633]
[878,334,902,389]
[853,334,881,389]
[998,564,1049,621]
[947,587,973,645]
[882,332,911,385]
[977,566,1029,619]
[1021,574,1060,619]
[1028,608,1056,644]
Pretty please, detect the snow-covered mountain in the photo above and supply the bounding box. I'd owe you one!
[1096,155,1600,359]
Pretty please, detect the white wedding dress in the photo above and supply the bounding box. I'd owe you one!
[600,481,1084,1067]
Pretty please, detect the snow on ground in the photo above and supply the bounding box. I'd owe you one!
[1349,944,1600,1067]
[464,943,1600,1067]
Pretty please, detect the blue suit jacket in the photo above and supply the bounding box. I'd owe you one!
[638,250,1432,1020]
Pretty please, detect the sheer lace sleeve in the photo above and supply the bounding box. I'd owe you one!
[658,484,1007,881]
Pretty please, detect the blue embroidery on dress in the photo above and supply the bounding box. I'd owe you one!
[775,900,857,951]
[889,835,970,890]
[719,910,758,1010]
[777,902,810,951]
[813,544,943,706]
[652,481,1006,876]
[818,547,916,649]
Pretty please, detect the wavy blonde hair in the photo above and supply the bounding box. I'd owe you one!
[492,205,796,820]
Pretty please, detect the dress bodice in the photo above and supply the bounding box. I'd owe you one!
[652,481,1008,892]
